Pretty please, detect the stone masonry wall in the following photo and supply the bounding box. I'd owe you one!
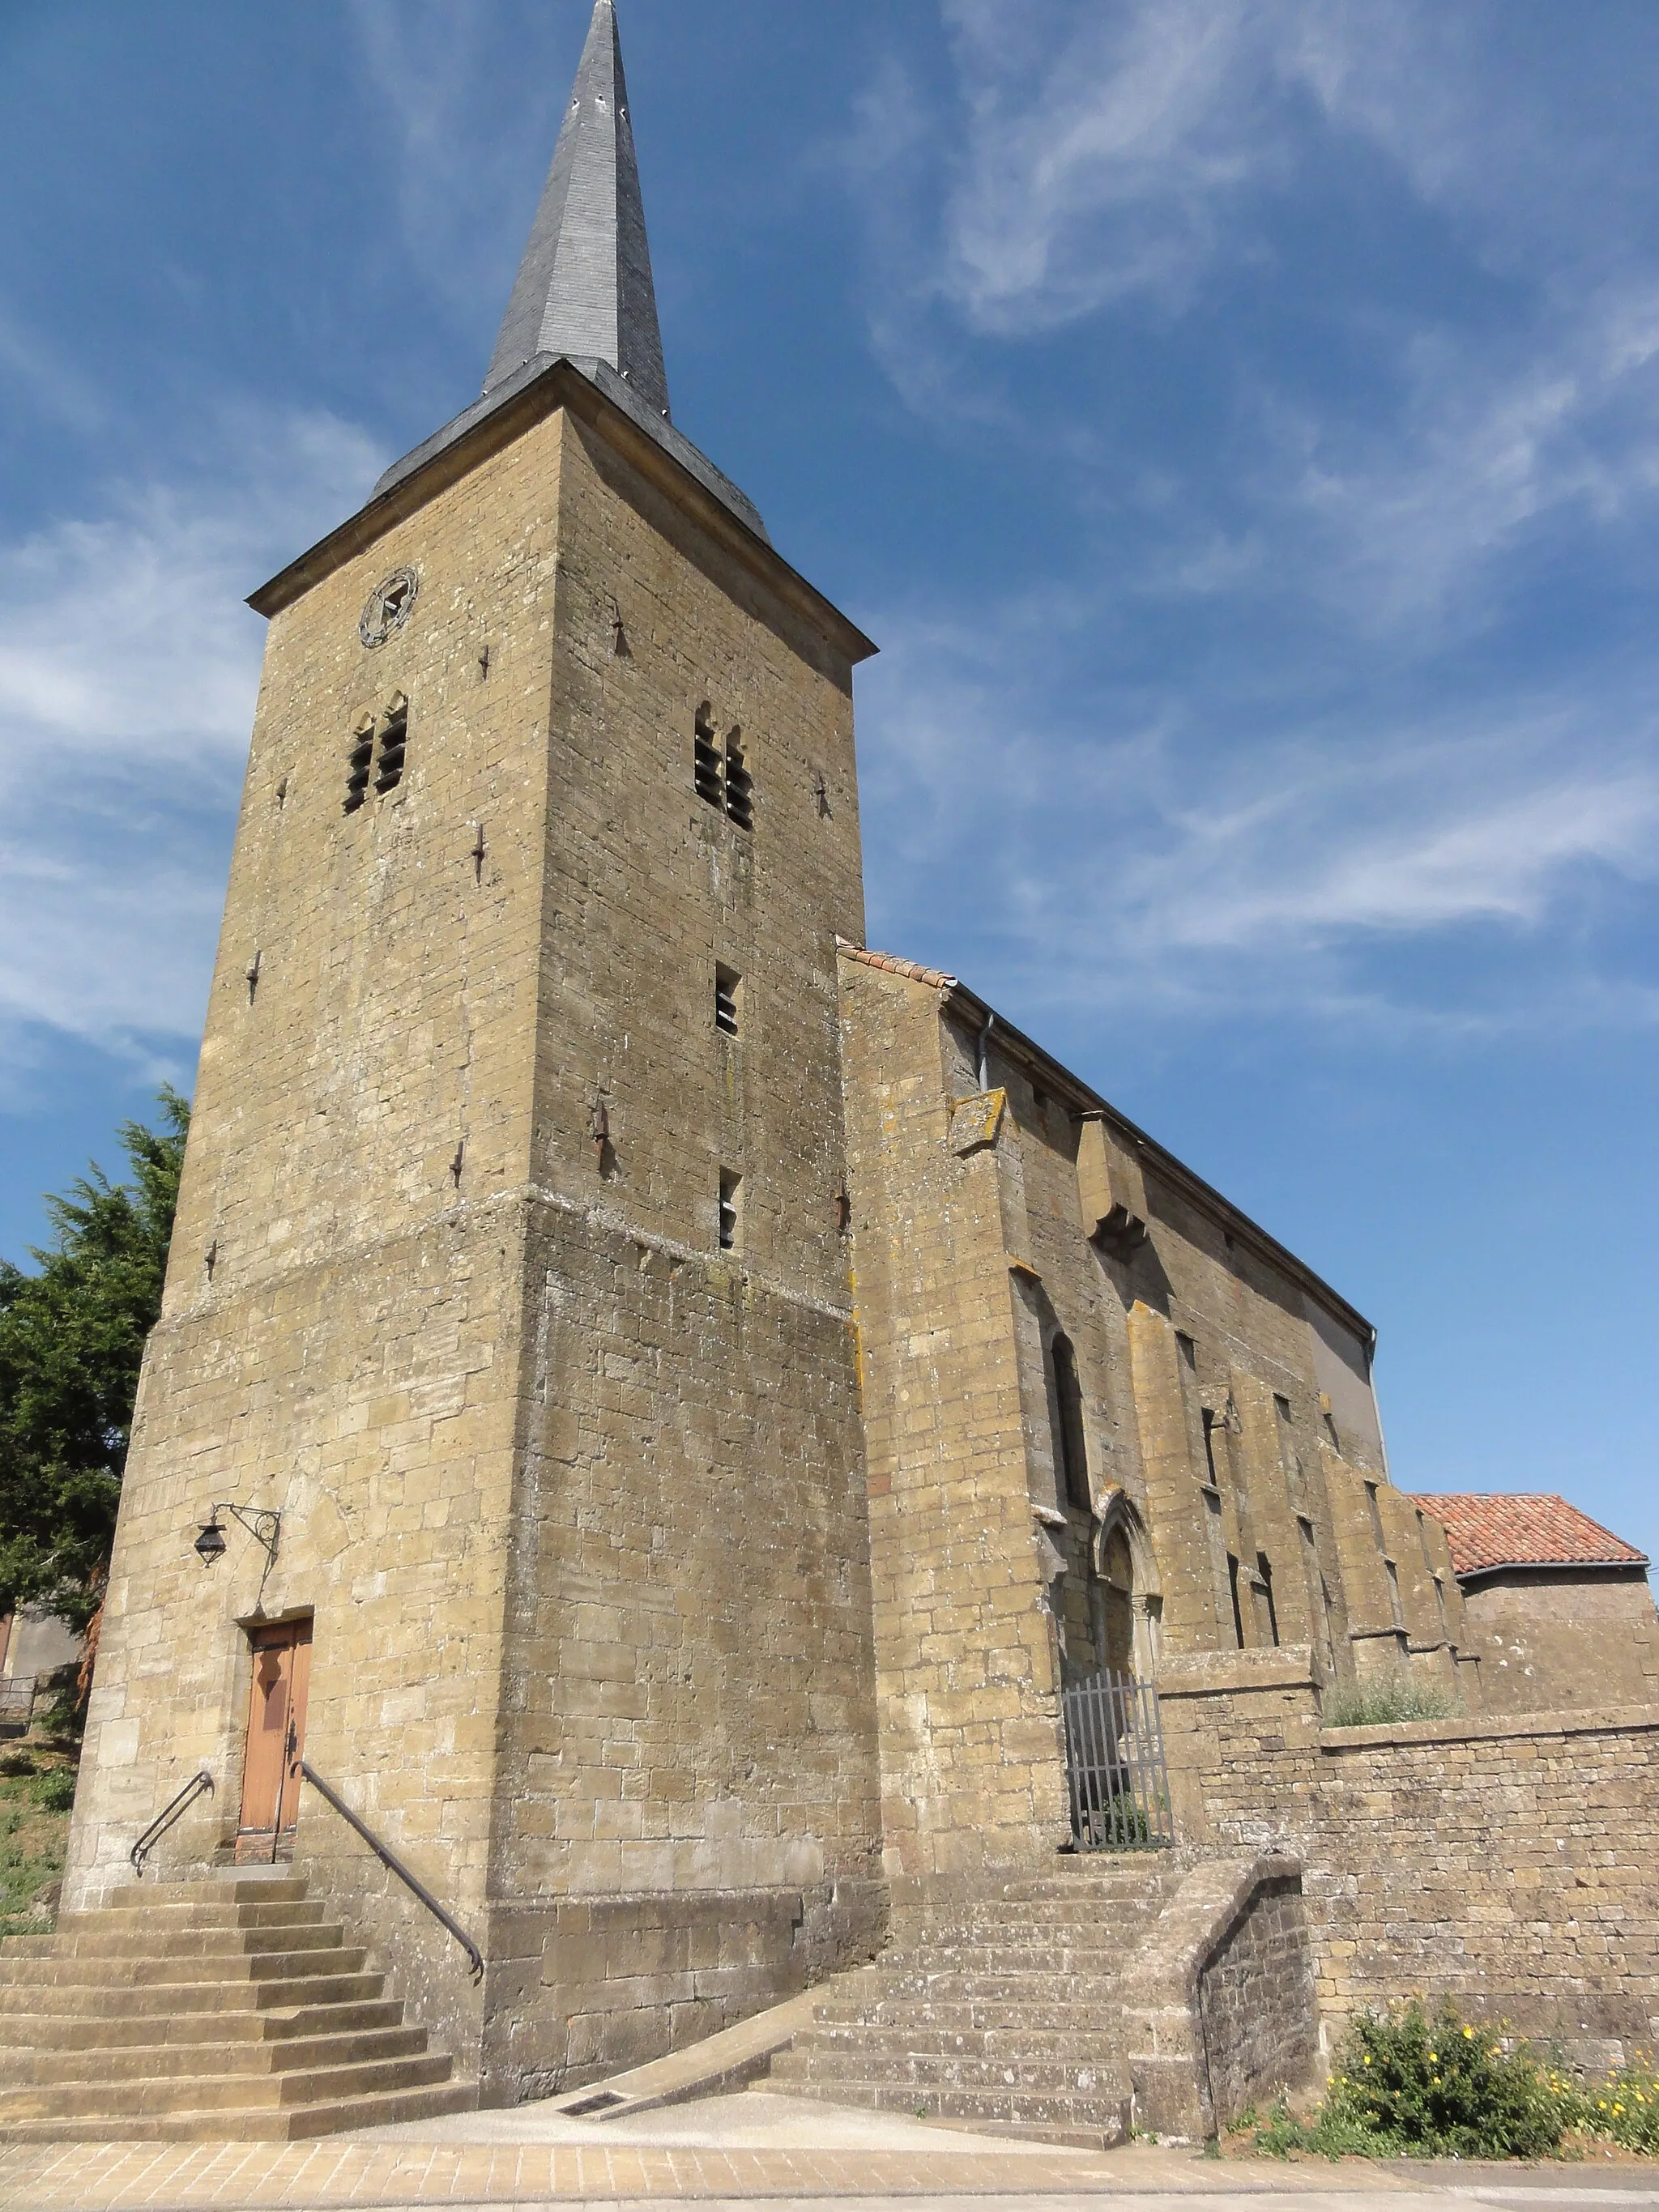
[1162,1651,1659,2069]
[1457,1571,1659,1715]
[1198,1873,1318,2126]
[1118,1851,1317,2141]
[837,959,1068,1880]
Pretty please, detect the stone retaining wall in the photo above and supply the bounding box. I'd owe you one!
[1160,1649,1659,2070]
[1120,1852,1318,2141]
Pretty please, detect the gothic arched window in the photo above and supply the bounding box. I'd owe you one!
[1050,1332,1090,1511]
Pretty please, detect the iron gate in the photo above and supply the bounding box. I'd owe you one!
[1060,1669,1175,1850]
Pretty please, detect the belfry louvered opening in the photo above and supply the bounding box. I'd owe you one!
[344,697,412,814]
[375,697,409,795]
[693,704,723,809]
[691,705,754,831]
[714,965,740,1038]
[344,718,377,813]
[723,730,753,830]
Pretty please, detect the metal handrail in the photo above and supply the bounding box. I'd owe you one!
[131,1770,214,1877]
[299,1762,484,1984]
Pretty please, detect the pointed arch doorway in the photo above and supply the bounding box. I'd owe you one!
[1092,1490,1162,1681]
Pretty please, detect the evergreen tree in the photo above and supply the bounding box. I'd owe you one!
[0,1091,189,1631]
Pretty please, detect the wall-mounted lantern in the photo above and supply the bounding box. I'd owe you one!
[193,1505,282,1571]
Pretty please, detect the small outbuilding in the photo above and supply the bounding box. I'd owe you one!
[1414,1492,1658,1714]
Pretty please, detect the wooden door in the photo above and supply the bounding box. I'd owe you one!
[237,1619,313,1851]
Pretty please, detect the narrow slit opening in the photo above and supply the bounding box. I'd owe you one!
[719,1170,740,1251]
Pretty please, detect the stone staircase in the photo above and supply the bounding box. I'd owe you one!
[0,1872,476,2142]
[766,1855,1175,2147]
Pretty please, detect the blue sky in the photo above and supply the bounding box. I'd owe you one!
[2,1,1656,1586]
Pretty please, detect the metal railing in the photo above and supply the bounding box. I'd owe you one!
[131,1770,214,1876]
[1060,1669,1175,1851]
[0,1676,36,1731]
[300,1762,484,1984]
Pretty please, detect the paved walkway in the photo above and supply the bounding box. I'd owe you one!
[0,2090,1654,2212]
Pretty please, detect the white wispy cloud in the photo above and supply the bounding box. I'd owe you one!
[346,0,561,328]
[937,0,1277,330]
[851,0,1659,620]
[838,0,1659,1050]
[859,604,1659,1036]
[0,410,384,1072]
[1279,292,1659,629]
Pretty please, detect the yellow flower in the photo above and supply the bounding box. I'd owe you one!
[1464,2027,1474,2039]
[1427,2051,1438,2061]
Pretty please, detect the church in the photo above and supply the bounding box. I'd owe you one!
[11,0,1655,2147]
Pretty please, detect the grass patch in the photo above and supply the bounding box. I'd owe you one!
[1251,2000,1659,2162]
[1320,1675,1461,1728]
[0,1735,78,1938]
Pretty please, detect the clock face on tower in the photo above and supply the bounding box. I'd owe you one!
[359,567,418,649]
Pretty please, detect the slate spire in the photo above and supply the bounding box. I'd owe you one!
[485,0,672,421]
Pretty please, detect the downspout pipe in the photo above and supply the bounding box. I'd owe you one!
[976,1011,996,1094]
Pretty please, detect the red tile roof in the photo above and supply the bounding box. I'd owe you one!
[1415,1493,1648,1579]
[835,940,958,991]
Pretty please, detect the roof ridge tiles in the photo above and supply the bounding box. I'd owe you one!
[835,941,959,991]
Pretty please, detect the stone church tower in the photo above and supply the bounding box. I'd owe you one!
[65,0,884,2101]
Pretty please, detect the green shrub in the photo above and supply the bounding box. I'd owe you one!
[1256,2000,1563,2159]
[1320,1675,1461,1728]
[28,1768,75,1814]
[1566,2053,1659,2155]
[1252,2095,1397,2159]
[0,1752,74,1938]
[1255,2002,1659,2163]
[1333,2000,1562,2157]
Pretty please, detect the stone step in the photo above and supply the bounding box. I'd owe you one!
[0,1944,368,1990]
[906,1869,1166,1907]
[800,2023,1124,2063]
[62,1899,328,1936]
[808,1997,1120,2035]
[0,1871,471,2150]
[0,1969,386,2017]
[105,1879,312,1909]
[871,1937,1141,1973]
[0,2078,477,2146]
[902,1911,1158,1946]
[936,1890,1162,1920]
[768,2072,1128,2148]
[0,2049,454,2123]
[265,1999,409,2041]
[772,2045,1126,2099]
[849,1981,1124,2017]
[0,2000,405,2052]
[17,1920,348,1964]
[916,1887,1166,1920]
[902,1894,1165,1929]
[0,2026,429,2090]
